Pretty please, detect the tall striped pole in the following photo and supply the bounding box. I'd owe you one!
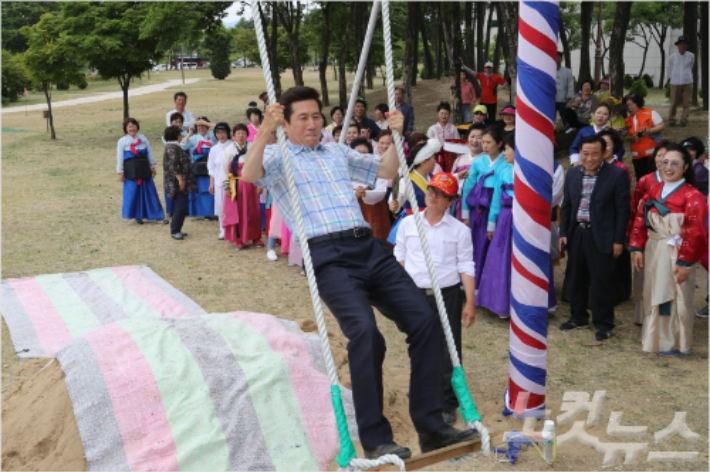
[505,1,560,420]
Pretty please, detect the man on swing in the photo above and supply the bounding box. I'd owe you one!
[242,86,478,459]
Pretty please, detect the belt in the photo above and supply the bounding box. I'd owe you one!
[577,221,592,229]
[307,227,373,245]
[420,284,462,297]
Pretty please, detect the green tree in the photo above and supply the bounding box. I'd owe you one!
[1,2,60,54]
[1,50,31,103]
[61,2,229,119]
[204,26,232,80]
[21,13,85,139]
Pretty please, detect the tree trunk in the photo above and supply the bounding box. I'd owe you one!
[701,1,708,110]
[465,1,474,67]
[653,25,668,88]
[499,2,518,103]
[403,3,417,103]
[43,83,56,140]
[559,25,572,69]
[684,1,699,106]
[411,3,419,88]
[478,2,488,70]
[269,5,282,98]
[338,3,356,108]
[275,3,304,87]
[493,19,503,73]
[434,6,442,79]
[419,6,434,79]
[318,4,331,106]
[578,1,594,86]
[483,3,494,68]
[441,5,455,77]
[608,2,632,98]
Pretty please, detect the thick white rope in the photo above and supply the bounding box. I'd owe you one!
[381,0,491,456]
[339,2,381,144]
[252,3,405,471]
[251,0,338,389]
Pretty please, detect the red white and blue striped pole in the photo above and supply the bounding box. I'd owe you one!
[504,1,560,420]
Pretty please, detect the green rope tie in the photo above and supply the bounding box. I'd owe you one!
[452,366,482,423]
[331,385,357,467]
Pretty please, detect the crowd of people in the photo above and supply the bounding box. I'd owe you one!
[113,36,707,453]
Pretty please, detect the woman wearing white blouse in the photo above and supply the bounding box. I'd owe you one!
[427,101,460,148]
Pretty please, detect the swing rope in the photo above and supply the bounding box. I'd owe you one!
[381,0,491,455]
[251,2,403,471]
[339,2,381,145]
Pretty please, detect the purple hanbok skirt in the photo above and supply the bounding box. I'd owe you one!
[477,188,513,317]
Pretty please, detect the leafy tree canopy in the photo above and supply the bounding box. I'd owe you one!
[2,2,60,54]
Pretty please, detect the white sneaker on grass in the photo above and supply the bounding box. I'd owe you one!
[266,249,278,261]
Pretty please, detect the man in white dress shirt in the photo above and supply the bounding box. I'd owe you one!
[165,92,196,132]
[668,35,695,127]
[394,172,476,426]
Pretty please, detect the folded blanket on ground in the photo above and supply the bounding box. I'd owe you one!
[1,266,206,359]
[57,311,357,471]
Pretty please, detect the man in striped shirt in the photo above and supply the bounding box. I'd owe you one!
[242,86,478,460]
[558,135,630,342]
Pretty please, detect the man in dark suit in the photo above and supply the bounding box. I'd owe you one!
[558,135,630,341]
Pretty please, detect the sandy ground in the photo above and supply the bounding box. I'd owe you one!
[1,68,708,471]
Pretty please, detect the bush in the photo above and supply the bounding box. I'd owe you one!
[623,74,634,89]
[1,49,31,102]
[641,73,654,89]
[204,26,232,81]
[393,66,403,80]
[628,79,648,98]
[77,76,88,90]
[56,82,69,90]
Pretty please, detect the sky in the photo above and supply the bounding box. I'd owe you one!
[222,2,248,28]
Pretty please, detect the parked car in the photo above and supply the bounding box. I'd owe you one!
[201,62,210,69]
[152,64,168,71]
[181,62,197,70]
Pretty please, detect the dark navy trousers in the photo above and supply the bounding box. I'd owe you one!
[310,235,446,450]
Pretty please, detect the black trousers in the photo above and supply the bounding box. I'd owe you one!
[310,235,446,450]
[170,191,188,234]
[483,102,497,122]
[632,157,655,181]
[422,284,463,409]
[564,109,588,129]
[567,225,616,332]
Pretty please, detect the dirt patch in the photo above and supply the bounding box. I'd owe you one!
[1,359,86,471]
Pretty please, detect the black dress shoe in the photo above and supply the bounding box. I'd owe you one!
[135,219,143,225]
[162,219,169,224]
[364,441,412,460]
[171,232,185,240]
[419,425,480,454]
[443,407,457,425]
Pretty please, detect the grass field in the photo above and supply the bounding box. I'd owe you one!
[2,66,708,471]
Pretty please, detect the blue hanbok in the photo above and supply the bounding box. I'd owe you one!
[183,132,216,217]
[116,134,164,221]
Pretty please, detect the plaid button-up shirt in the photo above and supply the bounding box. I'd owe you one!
[256,141,380,240]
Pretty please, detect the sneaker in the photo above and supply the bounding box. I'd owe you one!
[266,249,278,261]
[235,242,244,251]
[559,320,589,331]
[680,350,692,356]
[658,349,680,357]
[696,306,708,319]
[669,120,677,127]
[565,127,577,134]
[171,232,185,240]
[680,122,688,127]
[443,407,457,426]
[162,219,169,225]
[364,441,412,460]
[135,219,144,225]
[418,425,480,454]
[254,239,265,248]
[594,330,611,342]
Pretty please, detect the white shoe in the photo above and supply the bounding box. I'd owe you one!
[218,230,225,240]
[266,249,278,261]
[565,127,577,134]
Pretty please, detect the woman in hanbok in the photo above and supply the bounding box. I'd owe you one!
[207,122,232,240]
[182,117,216,218]
[426,102,460,148]
[450,123,485,221]
[477,133,515,318]
[629,141,672,325]
[387,139,441,245]
[630,145,708,356]
[222,123,264,251]
[350,138,391,242]
[116,118,165,224]
[462,126,508,289]
[246,107,262,143]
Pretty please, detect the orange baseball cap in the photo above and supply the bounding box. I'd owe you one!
[428,172,459,197]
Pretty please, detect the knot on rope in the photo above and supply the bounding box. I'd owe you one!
[468,420,492,456]
[342,454,406,471]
